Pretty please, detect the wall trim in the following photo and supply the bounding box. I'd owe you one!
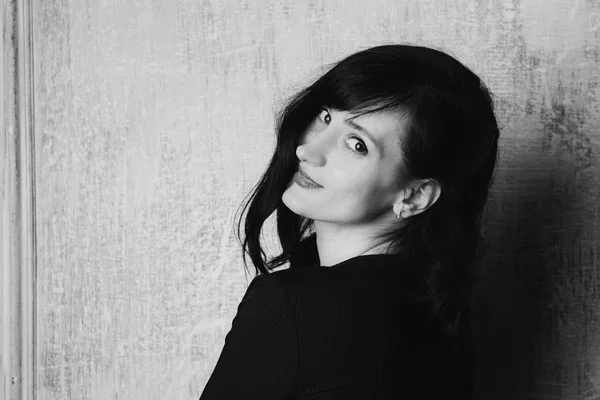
[17,0,36,398]
[0,0,16,396]
[1,0,37,399]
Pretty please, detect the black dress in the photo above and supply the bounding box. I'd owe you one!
[199,254,474,399]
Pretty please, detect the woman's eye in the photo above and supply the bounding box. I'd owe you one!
[318,108,331,124]
[346,137,368,155]
[316,108,368,155]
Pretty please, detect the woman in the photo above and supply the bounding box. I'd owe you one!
[199,44,499,399]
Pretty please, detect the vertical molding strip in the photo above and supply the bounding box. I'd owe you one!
[16,0,36,399]
[0,0,17,397]
[0,0,35,399]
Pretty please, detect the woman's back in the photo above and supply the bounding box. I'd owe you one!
[200,254,473,399]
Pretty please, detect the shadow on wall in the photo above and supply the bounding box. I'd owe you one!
[472,138,598,400]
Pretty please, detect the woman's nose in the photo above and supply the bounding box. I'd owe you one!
[296,140,326,165]
[296,128,334,164]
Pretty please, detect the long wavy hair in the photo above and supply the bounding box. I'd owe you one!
[234,44,499,338]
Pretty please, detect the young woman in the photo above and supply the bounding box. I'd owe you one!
[199,44,499,399]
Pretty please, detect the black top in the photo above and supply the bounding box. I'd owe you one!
[199,254,473,399]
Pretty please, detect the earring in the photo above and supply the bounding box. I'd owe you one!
[396,204,404,219]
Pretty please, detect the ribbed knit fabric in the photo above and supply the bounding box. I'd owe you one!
[199,254,474,399]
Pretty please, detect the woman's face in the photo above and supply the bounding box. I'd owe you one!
[282,107,408,225]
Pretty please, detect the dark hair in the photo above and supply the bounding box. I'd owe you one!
[234,44,499,337]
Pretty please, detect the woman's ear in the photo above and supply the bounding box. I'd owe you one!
[394,179,441,218]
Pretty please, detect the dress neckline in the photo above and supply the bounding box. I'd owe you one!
[319,253,399,268]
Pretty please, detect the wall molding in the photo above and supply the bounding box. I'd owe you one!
[1,0,36,399]
[17,0,36,397]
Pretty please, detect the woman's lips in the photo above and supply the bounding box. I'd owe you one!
[297,167,323,187]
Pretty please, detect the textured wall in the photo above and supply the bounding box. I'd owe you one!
[5,0,600,399]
